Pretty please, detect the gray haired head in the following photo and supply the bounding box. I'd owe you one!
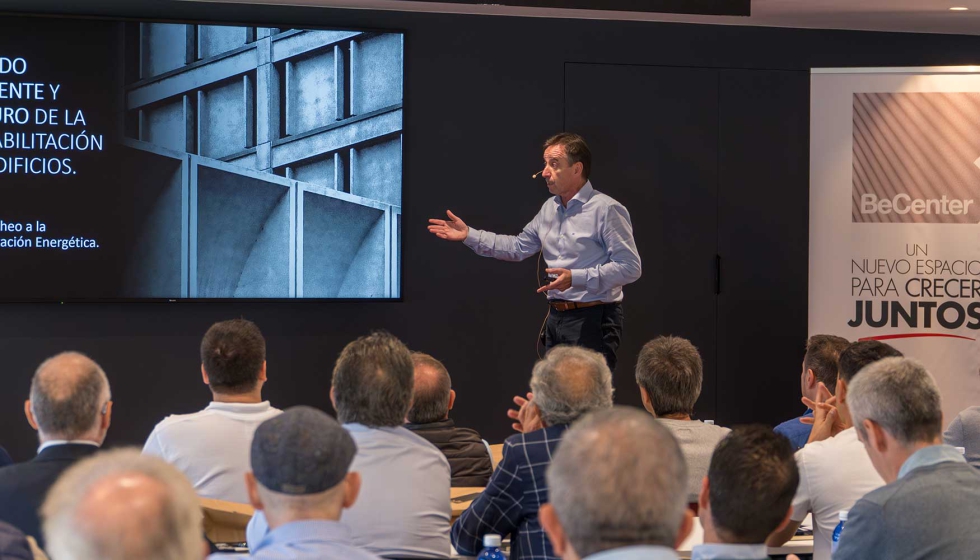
[30,352,110,439]
[848,357,943,446]
[635,336,702,417]
[331,331,414,427]
[407,352,452,425]
[547,407,688,557]
[251,406,356,495]
[530,345,614,426]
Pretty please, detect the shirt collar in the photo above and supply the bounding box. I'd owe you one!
[585,545,679,560]
[691,543,769,560]
[257,519,352,550]
[898,444,966,479]
[38,440,100,454]
[206,401,272,413]
[554,180,595,208]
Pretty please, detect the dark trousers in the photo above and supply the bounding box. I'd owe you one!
[543,302,623,371]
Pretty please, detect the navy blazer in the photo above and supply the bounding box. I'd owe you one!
[0,443,99,550]
[0,447,12,469]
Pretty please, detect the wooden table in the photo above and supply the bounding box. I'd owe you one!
[451,487,484,522]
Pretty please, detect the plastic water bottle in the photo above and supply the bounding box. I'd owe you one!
[479,534,506,560]
[831,510,848,553]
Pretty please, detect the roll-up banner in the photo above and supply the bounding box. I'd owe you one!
[810,67,980,423]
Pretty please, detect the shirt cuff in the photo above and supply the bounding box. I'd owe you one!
[571,269,586,289]
[463,227,482,250]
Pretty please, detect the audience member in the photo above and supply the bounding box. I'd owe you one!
[41,448,205,560]
[0,447,12,468]
[405,352,493,487]
[219,406,379,560]
[767,340,901,560]
[942,405,980,468]
[452,345,614,560]
[835,358,980,559]
[0,353,112,549]
[635,336,730,503]
[143,318,282,504]
[0,522,38,560]
[693,426,799,560]
[774,335,848,451]
[248,332,451,559]
[539,407,692,560]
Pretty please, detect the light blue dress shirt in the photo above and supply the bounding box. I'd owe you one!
[690,543,769,559]
[897,443,966,479]
[463,181,641,303]
[584,545,679,560]
[216,520,381,560]
[247,424,451,559]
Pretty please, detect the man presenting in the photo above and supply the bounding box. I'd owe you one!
[428,133,641,369]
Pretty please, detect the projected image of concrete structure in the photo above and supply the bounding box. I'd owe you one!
[120,24,402,298]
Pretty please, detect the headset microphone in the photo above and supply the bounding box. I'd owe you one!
[532,171,542,179]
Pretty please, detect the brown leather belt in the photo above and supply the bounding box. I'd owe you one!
[549,300,609,312]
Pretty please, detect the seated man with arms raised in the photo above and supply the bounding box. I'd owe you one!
[452,346,614,560]
[774,335,849,451]
[635,336,730,503]
[405,352,493,487]
[693,426,799,560]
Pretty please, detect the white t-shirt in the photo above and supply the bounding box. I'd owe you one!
[143,401,282,504]
[791,427,884,560]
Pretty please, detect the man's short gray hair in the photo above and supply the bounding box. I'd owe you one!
[30,352,110,439]
[635,336,702,416]
[407,352,452,424]
[332,331,414,427]
[42,448,202,560]
[849,357,943,446]
[530,345,613,426]
[547,407,688,557]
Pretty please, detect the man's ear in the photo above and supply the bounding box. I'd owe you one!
[201,364,210,386]
[697,476,710,512]
[674,508,695,549]
[836,378,848,405]
[864,419,888,454]
[101,401,113,431]
[638,385,656,417]
[245,472,264,511]
[572,160,584,178]
[258,361,268,383]
[24,400,38,431]
[330,386,337,410]
[539,504,568,557]
[342,472,361,509]
[804,368,817,389]
[448,389,456,412]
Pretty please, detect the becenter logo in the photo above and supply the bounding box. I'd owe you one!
[860,193,975,216]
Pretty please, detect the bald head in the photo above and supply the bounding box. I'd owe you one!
[545,407,689,557]
[29,352,110,440]
[42,449,204,560]
[407,353,452,424]
[530,346,614,426]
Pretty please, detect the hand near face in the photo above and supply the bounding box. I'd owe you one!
[507,392,544,433]
[427,210,468,242]
[801,382,844,444]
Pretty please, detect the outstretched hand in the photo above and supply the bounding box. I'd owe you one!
[427,210,468,242]
[507,392,544,433]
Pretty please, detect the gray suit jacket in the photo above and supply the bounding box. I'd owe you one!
[833,461,980,559]
[943,406,980,468]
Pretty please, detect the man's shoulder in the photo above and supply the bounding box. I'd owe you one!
[954,406,980,428]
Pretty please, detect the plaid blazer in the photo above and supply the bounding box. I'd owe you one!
[451,424,568,560]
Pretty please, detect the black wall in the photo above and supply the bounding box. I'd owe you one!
[2,0,980,461]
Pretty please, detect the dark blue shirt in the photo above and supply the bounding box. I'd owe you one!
[773,410,812,451]
[451,424,568,560]
[0,447,12,468]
